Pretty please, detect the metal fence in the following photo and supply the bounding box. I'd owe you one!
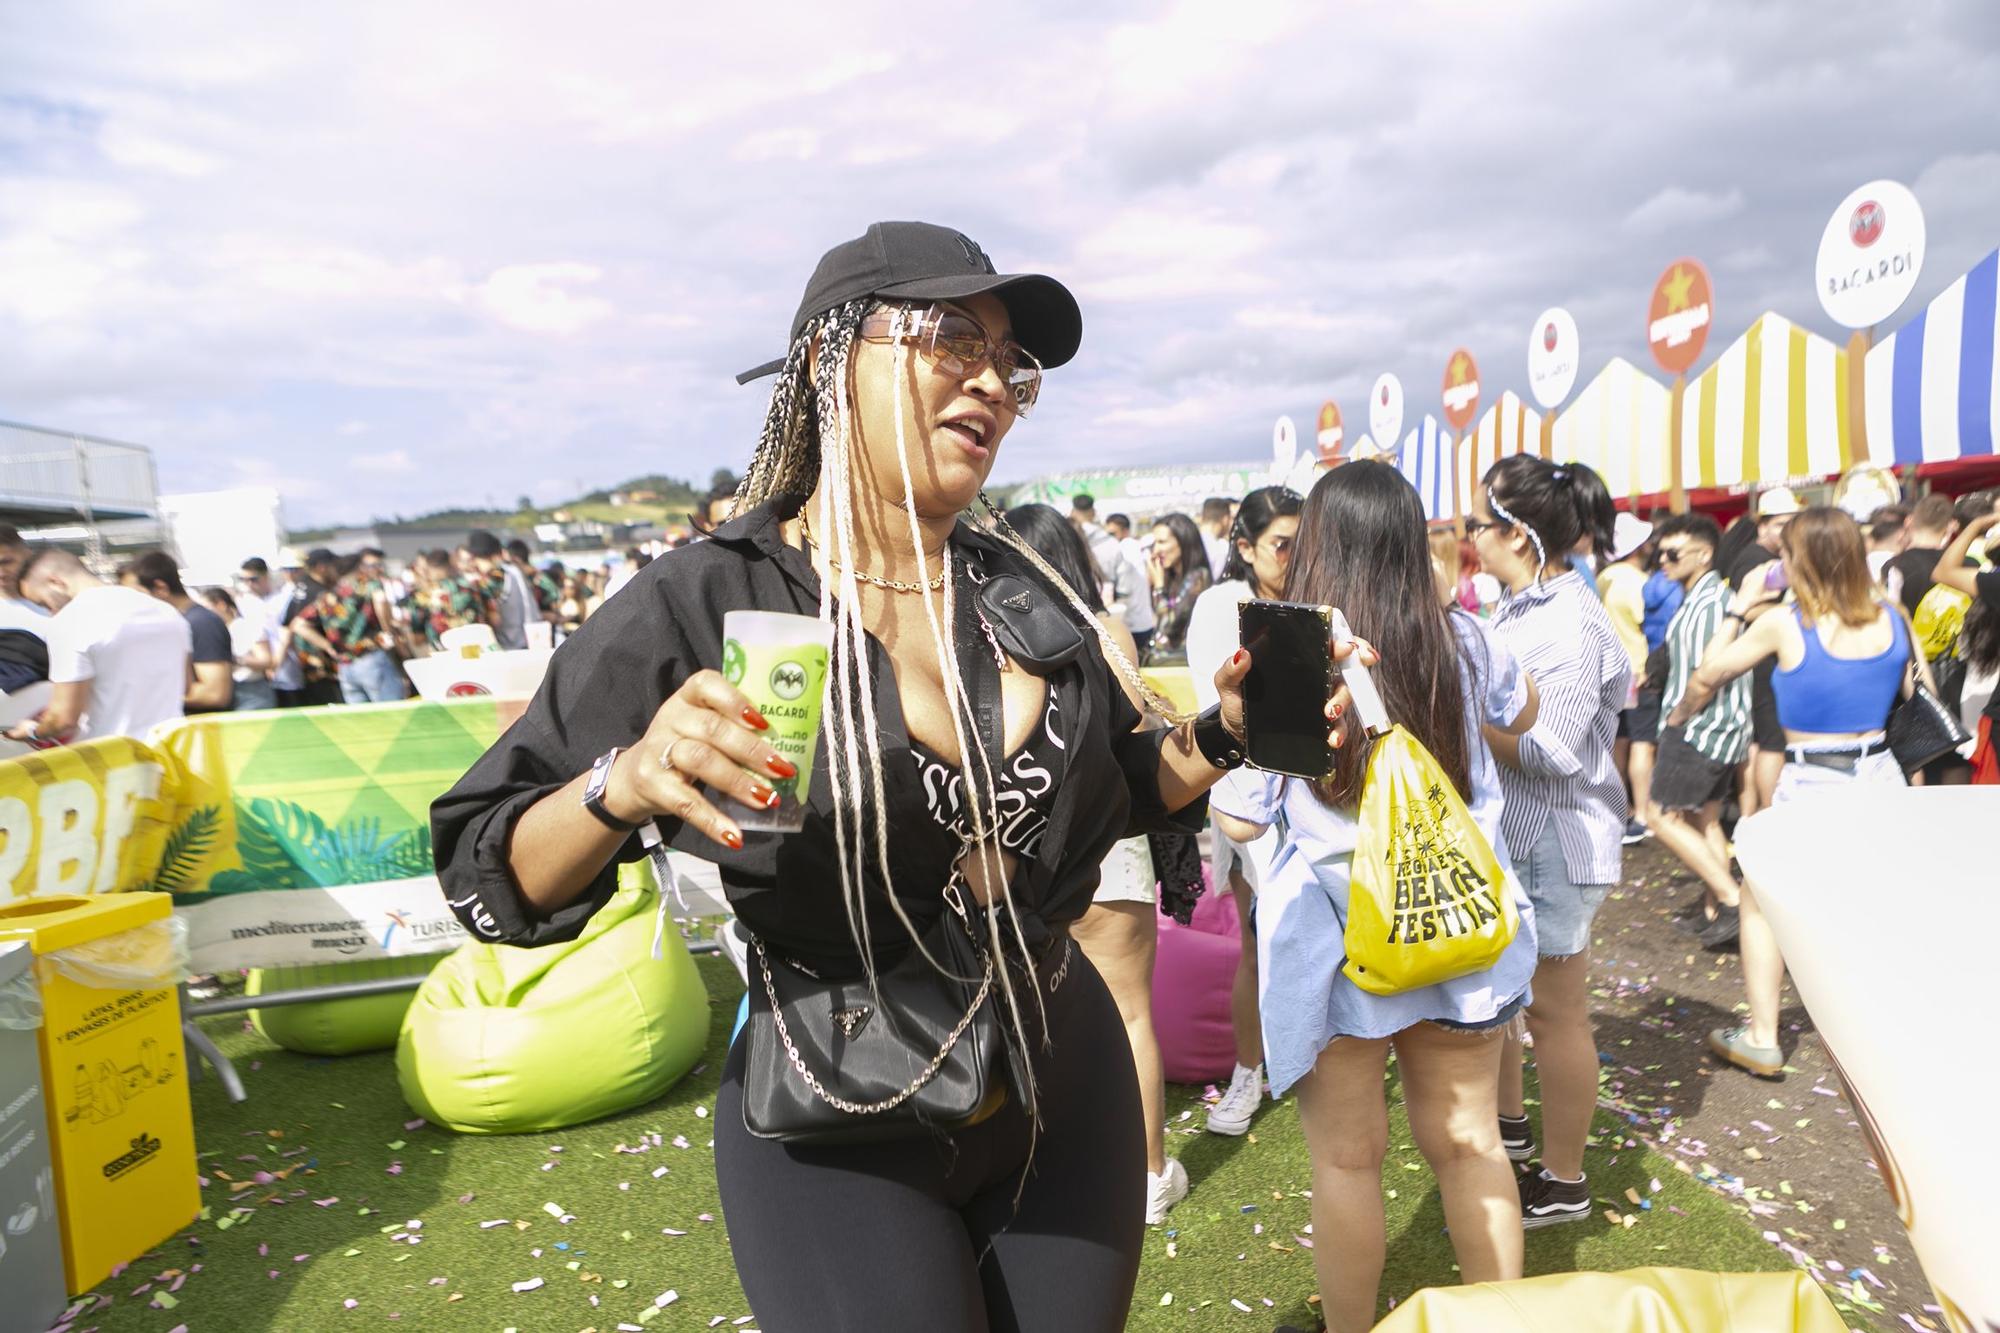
[0,418,160,519]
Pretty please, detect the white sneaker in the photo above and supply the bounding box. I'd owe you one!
[1206,1062,1264,1136]
[1145,1157,1189,1225]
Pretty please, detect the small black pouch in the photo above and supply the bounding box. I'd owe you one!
[977,572,1088,672]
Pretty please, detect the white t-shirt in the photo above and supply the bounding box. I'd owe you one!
[1202,531,1230,581]
[0,597,49,639]
[45,584,192,741]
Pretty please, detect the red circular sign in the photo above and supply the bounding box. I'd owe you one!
[1440,348,1480,432]
[1849,200,1884,248]
[1314,401,1343,464]
[1646,257,1713,376]
[446,681,491,697]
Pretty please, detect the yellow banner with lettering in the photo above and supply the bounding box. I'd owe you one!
[0,737,178,900]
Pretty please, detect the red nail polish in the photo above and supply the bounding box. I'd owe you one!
[748,782,776,808]
[1232,648,1248,666]
[765,754,798,779]
[742,707,770,731]
[1332,702,1345,720]
[720,828,744,851]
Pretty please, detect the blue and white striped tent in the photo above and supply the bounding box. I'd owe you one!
[1398,414,1458,525]
[1864,248,1998,467]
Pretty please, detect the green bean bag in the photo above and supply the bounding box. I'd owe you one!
[248,954,447,1056]
[395,884,709,1133]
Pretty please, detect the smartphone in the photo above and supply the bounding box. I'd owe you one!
[1239,600,1336,779]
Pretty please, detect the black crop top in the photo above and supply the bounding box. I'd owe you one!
[908,687,1066,859]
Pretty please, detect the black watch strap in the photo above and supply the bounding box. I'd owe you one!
[1190,703,1245,771]
[583,746,642,833]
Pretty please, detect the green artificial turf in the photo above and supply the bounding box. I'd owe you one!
[70,958,1790,1332]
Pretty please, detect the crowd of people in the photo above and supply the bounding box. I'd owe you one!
[30,220,1955,1332]
[0,522,666,747]
[1052,468,1996,1329]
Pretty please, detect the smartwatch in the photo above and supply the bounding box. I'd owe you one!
[583,747,642,833]
[1190,703,1245,771]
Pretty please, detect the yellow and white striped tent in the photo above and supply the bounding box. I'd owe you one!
[1457,390,1543,517]
[1550,357,1673,499]
[1677,312,1856,492]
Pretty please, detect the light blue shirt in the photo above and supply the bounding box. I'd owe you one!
[1212,612,1541,1095]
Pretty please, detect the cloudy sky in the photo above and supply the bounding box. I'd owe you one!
[3,1,1996,526]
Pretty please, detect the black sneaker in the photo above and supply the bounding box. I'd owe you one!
[1498,1113,1535,1163]
[1519,1170,1592,1228]
[1698,904,1741,948]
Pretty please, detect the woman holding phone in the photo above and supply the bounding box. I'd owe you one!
[432,222,1267,1333]
[1183,484,1302,1136]
[1213,460,1540,1333]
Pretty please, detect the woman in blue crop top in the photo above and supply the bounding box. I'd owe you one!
[1665,507,1935,1080]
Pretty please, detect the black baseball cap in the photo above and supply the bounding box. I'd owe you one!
[735,221,1081,384]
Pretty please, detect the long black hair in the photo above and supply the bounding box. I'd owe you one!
[1152,511,1208,585]
[1287,460,1474,806]
[1002,503,1106,613]
[1220,485,1303,587]
[1482,455,1612,576]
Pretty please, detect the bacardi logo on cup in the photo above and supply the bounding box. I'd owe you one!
[1850,200,1885,248]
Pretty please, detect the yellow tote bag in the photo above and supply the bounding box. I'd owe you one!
[1342,725,1517,996]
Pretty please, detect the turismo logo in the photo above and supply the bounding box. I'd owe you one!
[102,1132,161,1180]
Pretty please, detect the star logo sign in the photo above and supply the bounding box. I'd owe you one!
[1448,353,1471,387]
[1661,264,1696,313]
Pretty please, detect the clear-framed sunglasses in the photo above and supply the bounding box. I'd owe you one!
[858,303,1043,416]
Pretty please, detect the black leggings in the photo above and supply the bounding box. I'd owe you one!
[715,942,1144,1333]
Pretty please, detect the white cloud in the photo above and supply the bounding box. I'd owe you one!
[351,449,416,474]
[1622,186,1747,233]
[474,263,614,336]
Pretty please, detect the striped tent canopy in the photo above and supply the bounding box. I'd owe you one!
[1458,390,1543,518]
[1551,357,1673,499]
[1864,248,1998,467]
[1397,414,1458,524]
[1348,432,1388,461]
[1677,312,1855,492]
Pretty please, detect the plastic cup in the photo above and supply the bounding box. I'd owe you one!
[714,610,831,834]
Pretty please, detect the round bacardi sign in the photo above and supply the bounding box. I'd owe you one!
[1816,179,1924,329]
[1527,306,1579,410]
[1368,374,1404,455]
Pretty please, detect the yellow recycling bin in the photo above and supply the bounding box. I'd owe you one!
[0,894,198,1294]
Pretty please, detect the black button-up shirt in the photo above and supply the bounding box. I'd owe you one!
[431,499,1205,968]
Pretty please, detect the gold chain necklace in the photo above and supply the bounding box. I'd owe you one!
[799,516,948,594]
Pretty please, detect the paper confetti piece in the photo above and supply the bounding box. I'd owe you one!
[512,1278,544,1293]
[1230,1299,1253,1313]
[1160,1293,1173,1306]
[656,1290,680,1308]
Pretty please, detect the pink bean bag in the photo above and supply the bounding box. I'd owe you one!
[1152,875,1244,1085]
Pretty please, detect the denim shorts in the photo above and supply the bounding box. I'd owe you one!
[1430,993,1528,1036]
[1513,821,1611,959]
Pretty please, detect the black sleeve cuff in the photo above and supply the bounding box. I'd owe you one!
[1111,724,1210,839]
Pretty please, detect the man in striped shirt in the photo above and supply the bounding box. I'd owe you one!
[1647,514,1750,948]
